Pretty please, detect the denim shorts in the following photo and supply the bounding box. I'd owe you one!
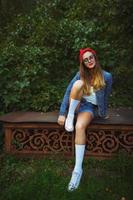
[75,98,99,118]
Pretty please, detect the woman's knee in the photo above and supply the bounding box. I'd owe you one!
[75,122,87,132]
[72,80,84,90]
[69,80,84,102]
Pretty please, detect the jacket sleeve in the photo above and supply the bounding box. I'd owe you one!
[104,72,113,116]
[59,72,80,116]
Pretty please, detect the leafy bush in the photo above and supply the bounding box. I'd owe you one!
[0,0,133,113]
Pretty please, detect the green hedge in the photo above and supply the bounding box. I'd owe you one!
[0,0,133,113]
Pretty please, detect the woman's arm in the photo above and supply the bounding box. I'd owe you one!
[59,72,80,116]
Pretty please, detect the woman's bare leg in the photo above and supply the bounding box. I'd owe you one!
[69,80,84,102]
[74,111,93,172]
[75,112,93,144]
[68,112,93,191]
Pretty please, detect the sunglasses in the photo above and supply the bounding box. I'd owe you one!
[83,55,94,63]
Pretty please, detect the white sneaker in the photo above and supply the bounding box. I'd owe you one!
[67,170,83,192]
[65,114,74,132]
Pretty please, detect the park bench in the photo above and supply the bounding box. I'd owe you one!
[0,108,133,158]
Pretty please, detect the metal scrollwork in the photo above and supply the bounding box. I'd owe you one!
[86,129,133,155]
[11,127,133,156]
[12,128,72,154]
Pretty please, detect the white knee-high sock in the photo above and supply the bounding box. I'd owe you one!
[67,98,80,117]
[74,144,86,173]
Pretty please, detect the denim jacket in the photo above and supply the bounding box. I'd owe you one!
[59,70,113,118]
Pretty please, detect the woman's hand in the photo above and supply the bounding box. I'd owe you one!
[57,115,66,126]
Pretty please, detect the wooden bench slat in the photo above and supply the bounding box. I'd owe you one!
[0,108,133,125]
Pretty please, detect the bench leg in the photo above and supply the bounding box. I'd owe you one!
[5,128,12,153]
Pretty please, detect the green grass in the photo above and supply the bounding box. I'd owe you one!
[0,152,133,200]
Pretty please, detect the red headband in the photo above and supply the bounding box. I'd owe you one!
[79,47,96,62]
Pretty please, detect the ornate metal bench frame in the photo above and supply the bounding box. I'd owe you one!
[4,121,133,158]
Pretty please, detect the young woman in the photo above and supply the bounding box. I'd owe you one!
[57,47,112,192]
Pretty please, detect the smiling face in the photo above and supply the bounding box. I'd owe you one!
[82,51,96,69]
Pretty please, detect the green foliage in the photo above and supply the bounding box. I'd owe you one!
[0,0,133,113]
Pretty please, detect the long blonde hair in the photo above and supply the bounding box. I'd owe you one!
[80,54,105,95]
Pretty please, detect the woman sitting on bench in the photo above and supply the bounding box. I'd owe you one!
[57,47,113,192]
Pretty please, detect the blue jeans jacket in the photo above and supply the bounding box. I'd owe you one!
[59,70,113,118]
